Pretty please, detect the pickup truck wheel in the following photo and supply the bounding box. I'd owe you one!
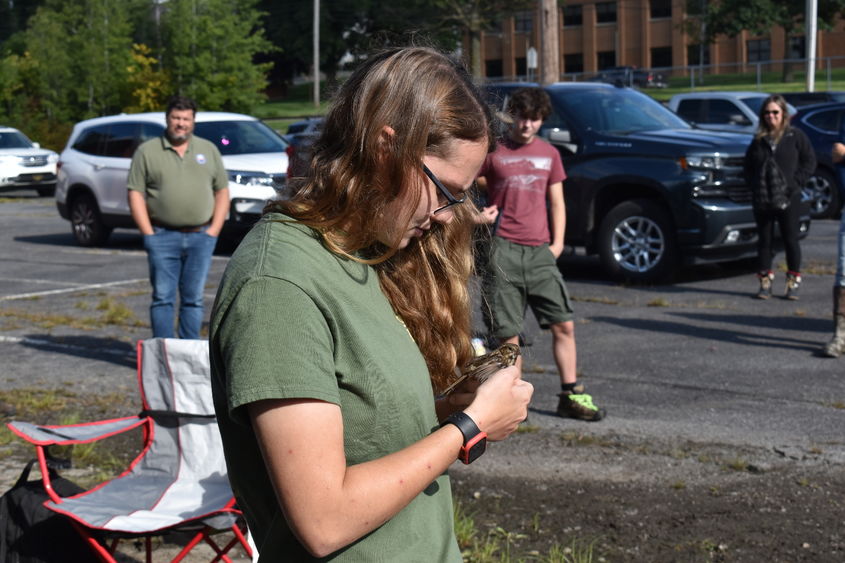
[598,199,678,283]
[69,193,112,247]
[803,168,840,219]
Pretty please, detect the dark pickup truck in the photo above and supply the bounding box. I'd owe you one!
[485,82,810,282]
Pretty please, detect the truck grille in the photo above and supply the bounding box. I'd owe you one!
[721,156,752,203]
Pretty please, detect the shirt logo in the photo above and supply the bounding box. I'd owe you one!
[196,153,207,164]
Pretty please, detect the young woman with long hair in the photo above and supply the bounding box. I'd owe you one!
[209,46,533,561]
[744,94,816,299]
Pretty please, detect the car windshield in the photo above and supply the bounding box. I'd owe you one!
[0,131,34,149]
[194,120,288,156]
[740,97,764,115]
[549,88,690,134]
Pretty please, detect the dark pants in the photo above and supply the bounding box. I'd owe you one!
[754,192,802,273]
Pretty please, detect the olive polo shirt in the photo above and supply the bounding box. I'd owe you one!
[127,134,228,228]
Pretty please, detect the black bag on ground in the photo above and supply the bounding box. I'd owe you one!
[755,154,790,211]
[0,459,97,562]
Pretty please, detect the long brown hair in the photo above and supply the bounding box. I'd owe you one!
[755,94,790,143]
[268,47,496,392]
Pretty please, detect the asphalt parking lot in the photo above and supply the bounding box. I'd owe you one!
[1,189,844,464]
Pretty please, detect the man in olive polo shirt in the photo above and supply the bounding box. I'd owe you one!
[128,95,229,339]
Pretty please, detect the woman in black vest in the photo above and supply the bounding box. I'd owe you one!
[744,94,816,300]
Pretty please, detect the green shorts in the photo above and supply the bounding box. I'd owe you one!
[482,236,574,340]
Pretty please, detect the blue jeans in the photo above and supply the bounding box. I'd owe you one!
[143,227,218,339]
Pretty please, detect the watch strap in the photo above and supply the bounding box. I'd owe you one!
[441,411,487,464]
[442,411,482,441]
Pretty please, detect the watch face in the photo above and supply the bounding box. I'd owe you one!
[462,434,487,464]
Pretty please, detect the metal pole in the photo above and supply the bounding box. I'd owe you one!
[313,0,320,108]
[806,0,817,92]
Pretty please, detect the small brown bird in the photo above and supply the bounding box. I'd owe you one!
[440,343,521,395]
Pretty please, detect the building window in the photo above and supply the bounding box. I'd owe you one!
[514,11,533,33]
[650,0,671,18]
[596,2,617,23]
[651,46,672,67]
[789,36,806,59]
[516,57,527,77]
[486,59,503,78]
[747,39,770,63]
[564,53,584,74]
[597,51,616,69]
[564,4,582,27]
[687,44,710,66]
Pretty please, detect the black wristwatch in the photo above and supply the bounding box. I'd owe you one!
[441,411,487,464]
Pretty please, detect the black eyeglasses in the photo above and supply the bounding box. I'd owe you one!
[422,163,467,214]
[763,110,781,116]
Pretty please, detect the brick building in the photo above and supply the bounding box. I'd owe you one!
[476,1,845,80]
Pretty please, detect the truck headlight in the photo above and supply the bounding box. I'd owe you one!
[228,170,274,187]
[680,155,725,170]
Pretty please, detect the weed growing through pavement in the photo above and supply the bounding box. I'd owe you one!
[647,297,670,307]
[725,458,749,472]
[516,423,540,434]
[802,260,836,276]
[573,296,619,305]
[454,502,601,562]
[0,296,144,329]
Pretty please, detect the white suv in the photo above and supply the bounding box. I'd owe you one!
[55,112,288,246]
[0,126,59,196]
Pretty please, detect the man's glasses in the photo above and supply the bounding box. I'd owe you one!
[423,164,467,214]
[763,110,781,116]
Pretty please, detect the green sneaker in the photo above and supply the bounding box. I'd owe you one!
[556,391,606,421]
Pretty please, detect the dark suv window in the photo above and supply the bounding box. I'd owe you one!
[675,100,703,122]
[72,124,110,155]
[72,122,164,157]
[101,122,140,158]
[805,109,842,134]
[704,100,746,124]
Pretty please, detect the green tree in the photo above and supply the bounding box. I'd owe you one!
[160,0,272,112]
[24,0,134,121]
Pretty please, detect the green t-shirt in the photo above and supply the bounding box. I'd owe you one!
[210,213,462,562]
[127,134,228,228]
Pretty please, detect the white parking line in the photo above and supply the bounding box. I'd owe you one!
[0,335,131,357]
[0,279,148,301]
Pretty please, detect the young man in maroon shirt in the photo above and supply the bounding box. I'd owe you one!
[477,87,605,421]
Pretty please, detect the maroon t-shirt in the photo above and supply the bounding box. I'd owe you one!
[478,137,566,246]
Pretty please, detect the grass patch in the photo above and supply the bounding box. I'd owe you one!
[647,297,671,307]
[454,501,601,562]
[802,260,837,276]
[725,458,749,472]
[574,296,619,305]
[0,296,144,330]
[0,387,78,417]
[516,423,540,434]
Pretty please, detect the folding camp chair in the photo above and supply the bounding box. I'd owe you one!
[7,338,252,563]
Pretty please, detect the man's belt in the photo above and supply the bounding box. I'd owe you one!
[153,221,210,232]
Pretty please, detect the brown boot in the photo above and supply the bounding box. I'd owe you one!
[823,287,845,358]
[756,271,774,299]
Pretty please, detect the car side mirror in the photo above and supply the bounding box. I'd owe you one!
[547,128,578,155]
[32,142,40,149]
